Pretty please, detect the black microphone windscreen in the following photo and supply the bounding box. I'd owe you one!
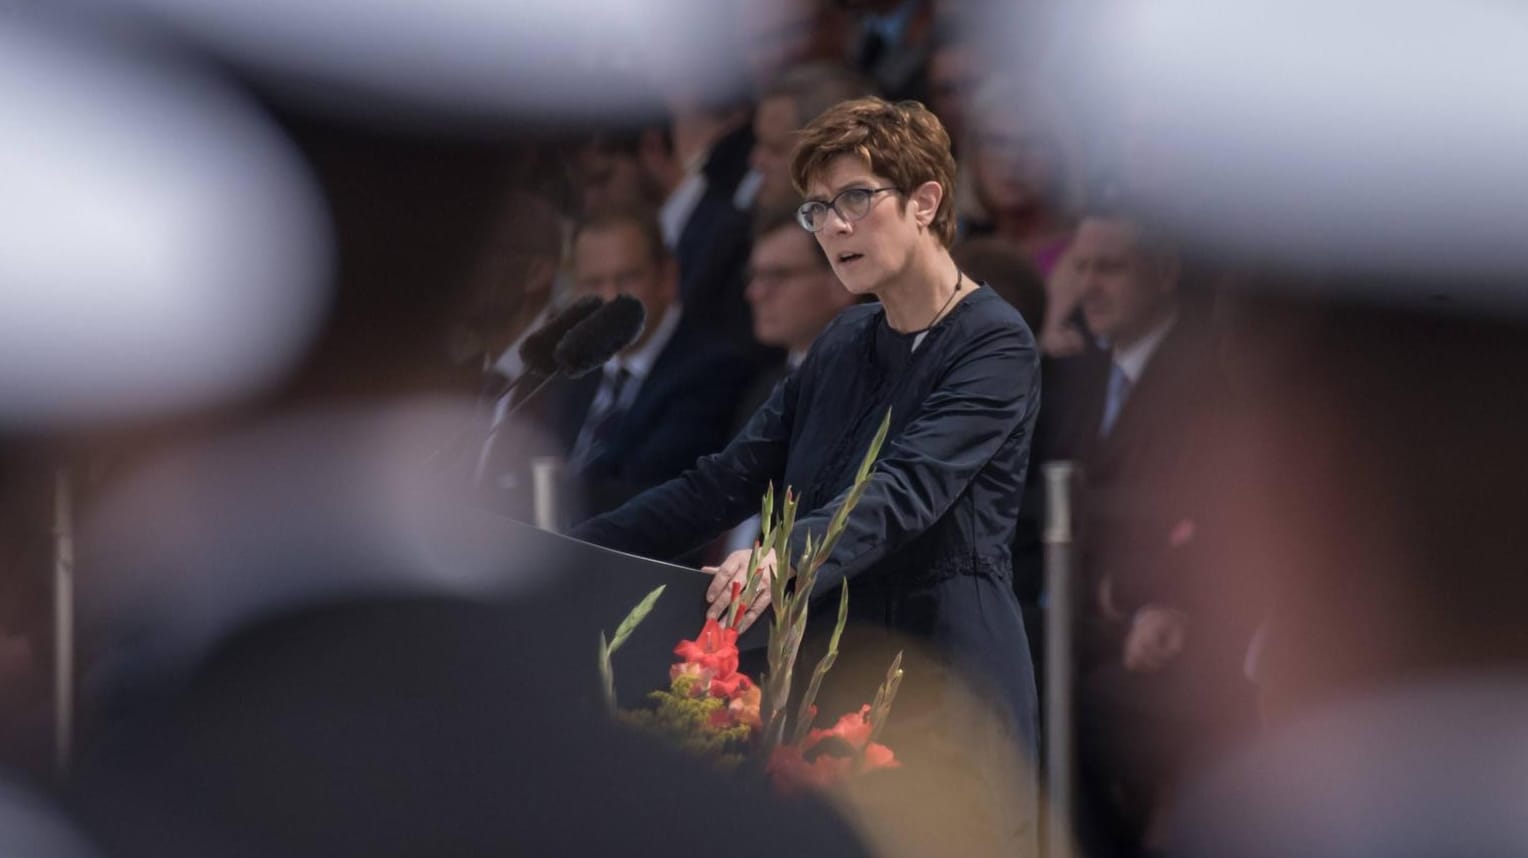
[554,295,647,378]
[517,295,605,376]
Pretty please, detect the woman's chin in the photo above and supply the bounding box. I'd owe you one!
[836,267,879,296]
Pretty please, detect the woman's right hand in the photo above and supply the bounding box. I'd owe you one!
[702,547,777,633]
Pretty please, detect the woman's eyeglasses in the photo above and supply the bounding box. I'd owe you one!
[796,186,899,233]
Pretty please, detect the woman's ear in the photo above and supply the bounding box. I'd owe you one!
[910,180,944,228]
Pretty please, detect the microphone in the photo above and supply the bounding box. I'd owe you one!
[554,294,647,378]
[518,294,605,376]
[500,295,606,404]
[505,294,646,419]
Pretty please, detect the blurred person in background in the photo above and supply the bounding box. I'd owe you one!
[1044,210,1259,858]
[1161,281,1528,858]
[950,236,1047,332]
[963,76,1079,277]
[572,127,669,219]
[632,34,763,351]
[841,0,935,103]
[506,208,751,524]
[437,186,571,510]
[453,188,567,388]
[926,25,989,236]
[736,204,860,425]
[925,27,980,155]
[571,102,761,351]
[740,0,848,94]
[744,61,878,213]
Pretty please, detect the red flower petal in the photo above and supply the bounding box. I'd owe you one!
[861,742,900,772]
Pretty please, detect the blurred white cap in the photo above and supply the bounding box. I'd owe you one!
[73,0,747,126]
[1001,0,1528,309]
[0,15,331,426]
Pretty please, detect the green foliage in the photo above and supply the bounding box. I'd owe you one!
[793,581,850,746]
[760,408,893,755]
[599,585,666,711]
[867,650,905,748]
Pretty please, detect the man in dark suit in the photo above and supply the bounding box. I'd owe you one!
[670,160,758,351]
[572,117,760,353]
[519,208,752,526]
[1042,213,1259,856]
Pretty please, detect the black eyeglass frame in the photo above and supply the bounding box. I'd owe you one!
[795,185,901,233]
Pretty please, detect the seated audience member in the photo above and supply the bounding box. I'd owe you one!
[574,108,760,351]
[726,63,875,351]
[667,113,760,350]
[1047,211,1258,857]
[951,236,1047,332]
[744,62,877,213]
[736,204,860,423]
[509,208,752,524]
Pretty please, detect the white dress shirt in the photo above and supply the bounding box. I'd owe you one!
[1112,310,1178,388]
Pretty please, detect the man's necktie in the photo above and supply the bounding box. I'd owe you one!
[571,367,633,471]
[1099,361,1132,437]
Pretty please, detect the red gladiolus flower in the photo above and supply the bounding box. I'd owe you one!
[768,744,855,791]
[728,684,762,729]
[674,618,740,678]
[813,705,875,748]
[708,670,754,699]
[673,618,758,701]
[861,741,897,771]
[768,704,900,793]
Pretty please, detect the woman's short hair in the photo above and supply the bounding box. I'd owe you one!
[790,96,959,247]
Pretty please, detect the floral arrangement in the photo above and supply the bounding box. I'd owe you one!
[599,411,904,793]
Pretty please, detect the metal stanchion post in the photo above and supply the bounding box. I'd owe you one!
[531,456,564,533]
[1041,461,1079,858]
[52,467,74,779]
